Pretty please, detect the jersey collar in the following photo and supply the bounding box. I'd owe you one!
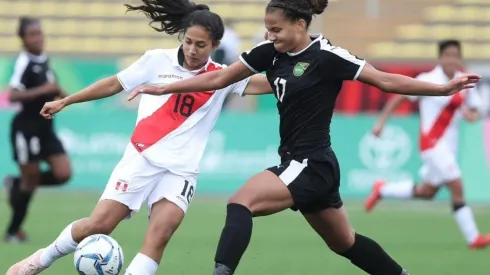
[173,45,212,73]
[22,51,48,63]
[287,34,323,56]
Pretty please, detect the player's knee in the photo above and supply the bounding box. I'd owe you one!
[328,230,355,254]
[53,169,71,184]
[146,223,176,250]
[84,216,118,236]
[414,185,437,200]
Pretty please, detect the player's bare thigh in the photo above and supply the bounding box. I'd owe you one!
[303,206,355,253]
[229,170,294,217]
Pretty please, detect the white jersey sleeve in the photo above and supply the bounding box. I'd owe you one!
[9,52,30,91]
[226,77,251,97]
[117,50,155,92]
[465,87,482,110]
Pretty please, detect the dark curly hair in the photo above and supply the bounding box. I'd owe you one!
[125,0,224,43]
[266,0,328,27]
[17,16,40,38]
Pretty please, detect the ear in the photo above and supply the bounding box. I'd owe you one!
[297,19,308,30]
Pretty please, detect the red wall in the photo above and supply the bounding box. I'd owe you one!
[335,63,435,115]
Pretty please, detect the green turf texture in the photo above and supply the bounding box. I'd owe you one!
[1,191,490,274]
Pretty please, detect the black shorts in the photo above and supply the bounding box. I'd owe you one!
[267,150,342,213]
[10,114,66,164]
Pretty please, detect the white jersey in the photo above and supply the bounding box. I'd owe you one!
[116,47,250,175]
[406,66,481,155]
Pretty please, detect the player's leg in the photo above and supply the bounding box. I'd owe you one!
[5,127,43,242]
[6,146,160,274]
[7,132,72,188]
[6,200,131,275]
[303,207,409,275]
[213,162,297,275]
[125,172,196,275]
[365,152,441,211]
[40,132,72,186]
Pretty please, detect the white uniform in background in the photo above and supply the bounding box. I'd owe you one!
[407,65,481,185]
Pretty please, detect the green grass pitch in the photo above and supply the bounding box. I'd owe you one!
[1,191,490,274]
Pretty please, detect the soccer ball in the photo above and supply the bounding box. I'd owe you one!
[74,234,124,275]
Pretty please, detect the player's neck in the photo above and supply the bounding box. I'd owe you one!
[183,60,206,71]
[289,36,312,54]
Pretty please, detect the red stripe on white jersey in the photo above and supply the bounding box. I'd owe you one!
[131,63,222,152]
[420,93,464,151]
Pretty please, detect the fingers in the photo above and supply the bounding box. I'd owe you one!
[127,90,139,101]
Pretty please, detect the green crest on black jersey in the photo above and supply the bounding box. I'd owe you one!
[293,62,309,76]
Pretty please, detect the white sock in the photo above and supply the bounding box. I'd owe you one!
[125,253,159,275]
[40,221,79,267]
[380,180,414,199]
[454,205,479,244]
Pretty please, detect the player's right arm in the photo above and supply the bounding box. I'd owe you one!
[372,95,407,137]
[41,51,153,119]
[8,54,59,103]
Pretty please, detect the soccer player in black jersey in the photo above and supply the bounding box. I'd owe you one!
[128,0,480,274]
[4,17,71,242]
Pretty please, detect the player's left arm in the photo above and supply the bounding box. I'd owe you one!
[321,46,480,96]
[243,74,273,95]
[358,63,479,96]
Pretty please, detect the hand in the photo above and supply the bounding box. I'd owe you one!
[127,85,165,101]
[372,123,384,137]
[40,99,66,119]
[442,74,481,96]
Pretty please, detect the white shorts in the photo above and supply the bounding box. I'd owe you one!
[99,145,197,218]
[419,142,461,186]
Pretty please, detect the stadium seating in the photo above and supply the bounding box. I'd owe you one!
[366,0,490,60]
[0,0,266,56]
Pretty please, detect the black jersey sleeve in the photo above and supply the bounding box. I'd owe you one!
[239,41,276,74]
[8,52,30,91]
[319,40,366,81]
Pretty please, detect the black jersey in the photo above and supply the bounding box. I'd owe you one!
[240,35,366,160]
[9,51,58,116]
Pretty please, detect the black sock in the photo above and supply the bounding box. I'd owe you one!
[452,202,466,212]
[340,233,407,275]
[39,170,64,186]
[7,188,33,235]
[8,177,21,208]
[213,203,253,274]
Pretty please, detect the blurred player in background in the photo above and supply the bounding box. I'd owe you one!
[366,40,490,249]
[128,1,480,274]
[6,1,271,274]
[4,17,71,243]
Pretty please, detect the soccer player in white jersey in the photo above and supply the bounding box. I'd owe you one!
[6,1,272,275]
[365,40,490,249]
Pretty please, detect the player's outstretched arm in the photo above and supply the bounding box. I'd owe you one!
[127,62,254,100]
[372,95,406,137]
[40,76,123,119]
[62,76,123,106]
[358,63,481,96]
[8,83,60,103]
[243,74,273,96]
